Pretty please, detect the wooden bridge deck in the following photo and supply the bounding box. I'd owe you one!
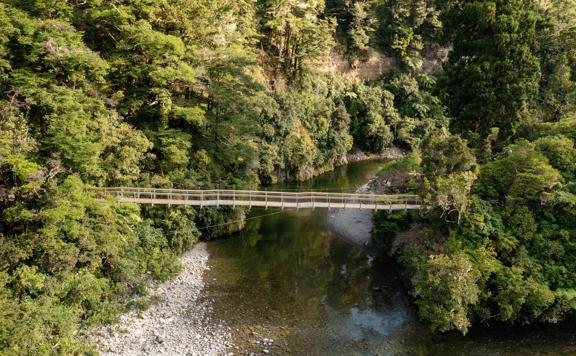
[97,188,422,211]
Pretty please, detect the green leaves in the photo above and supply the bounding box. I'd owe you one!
[0,5,152,187]
[433,171,477,223]
[476,140,561,203]
[556,288,576,311]
[8,0,73,20]
[259,0,335,79]
[0,0,573,347]
[412,254,481,334]
[346,83,397,152]
[374,0,441,71]
[421,130,476,177]
[442,0,541,143]
[493,266,555,321]
[13,265,46,297]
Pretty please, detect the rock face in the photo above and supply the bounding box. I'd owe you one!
[320,49,397,82]
[91,242,231,356]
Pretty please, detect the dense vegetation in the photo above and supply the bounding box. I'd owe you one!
[373,0,576,335]
[0,0,444,352]
[0,0,575,353]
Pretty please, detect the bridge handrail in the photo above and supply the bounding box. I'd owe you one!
[93,187,424,211]
[93,187,423,210]
[95,187,421,201]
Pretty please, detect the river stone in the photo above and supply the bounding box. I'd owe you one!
[89,243,231,356]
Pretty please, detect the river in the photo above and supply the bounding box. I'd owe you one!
[201,160,576,355]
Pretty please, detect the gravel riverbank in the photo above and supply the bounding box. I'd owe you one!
[326,180,376,253]
[91,242,232,355]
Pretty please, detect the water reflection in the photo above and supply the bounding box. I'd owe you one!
[210,211,423,353]
[324,304,410,340]
[203,160,576,355]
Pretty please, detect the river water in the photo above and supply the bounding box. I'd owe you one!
[202,160,576,355]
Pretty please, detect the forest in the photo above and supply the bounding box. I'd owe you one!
[0,0,575,353]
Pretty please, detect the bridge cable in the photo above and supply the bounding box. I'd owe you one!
[197,210,287,231]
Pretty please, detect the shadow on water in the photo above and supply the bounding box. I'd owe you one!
[202,160,576,355]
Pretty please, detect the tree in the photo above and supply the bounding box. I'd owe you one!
[493,266,555,322]
[536,0,576,121]
[412,254,481,334]
[346,84,398,152]
[374,0,442,71]
[433,171,477,223]
[326,0,375,60]
[0,4,150,185]
[534,135,576,179]
[258,0,335,79]
[441,0,541,144]
[420,130,476,177]
[475,141,561,203]
[386,73,450,149]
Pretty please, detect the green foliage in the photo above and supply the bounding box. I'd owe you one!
[345,83,397,152]
[0,174,185,354]
[374,0,442,71]
[441,0,541,144]
[325,0,375,60]
[383,128,576,334]
[534,135,576,179]
[0,5,151,185]
[412,254,481,334]
[377,4,576,328]
[134,222,181,281]
[432,171,477,223]
[536,0,576,121]
[259,0,335,79]
[255,73,355,182]
[385,73,450,149]
[420,130,476,177]
[493,266,555,322]
[2,0,576,347]
[475,141,561,203]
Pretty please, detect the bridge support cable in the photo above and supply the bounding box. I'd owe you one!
[93,187,422,211]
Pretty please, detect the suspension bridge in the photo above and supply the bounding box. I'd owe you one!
[97,187,422,211]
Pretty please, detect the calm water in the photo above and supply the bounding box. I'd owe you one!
[202,160,576,355]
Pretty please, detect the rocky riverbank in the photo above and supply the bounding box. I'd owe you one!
[90,242,232,355]
[346,147,403,163]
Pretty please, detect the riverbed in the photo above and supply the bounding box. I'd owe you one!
[202,160,576,355]
[94,160,576,355]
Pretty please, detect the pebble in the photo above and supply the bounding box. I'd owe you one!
[90,243,232,356]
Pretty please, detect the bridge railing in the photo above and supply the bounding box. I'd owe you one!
[94,187,422,210]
